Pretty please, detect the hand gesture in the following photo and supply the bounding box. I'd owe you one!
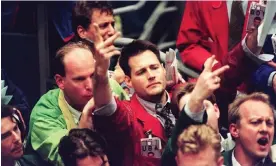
[246,27,262,55]
[191,56,229,102]
[79,97,95,130]
[92,23,121,75]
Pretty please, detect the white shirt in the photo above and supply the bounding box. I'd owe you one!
[65,99,81,125]
[231,149,266,166]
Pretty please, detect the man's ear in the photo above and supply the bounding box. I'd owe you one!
[125,75,133,88]
[213,103,220,118]
[77,25,87,39]
[54,74,65,90]
[217,156,224,166]
[229,123,239,139]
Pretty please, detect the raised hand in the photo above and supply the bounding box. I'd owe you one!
[246,27,262,55]
[188,56,229,112]
[79,97,95,130]
[92,23,121,75]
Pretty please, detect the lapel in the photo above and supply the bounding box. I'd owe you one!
[58,90,77,130]
[209,1,229,57]
[130,94,167,142]
[223,149,233,166]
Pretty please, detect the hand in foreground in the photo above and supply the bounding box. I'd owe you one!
[92,23,121,75]
[246,27,262,55]
[79,97,95,130]
[189,56,229,111]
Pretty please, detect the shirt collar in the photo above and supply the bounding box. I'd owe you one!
[64,99,82,125]
[232,149,241,166]
[232,149,266,166]
[136,91,170,115]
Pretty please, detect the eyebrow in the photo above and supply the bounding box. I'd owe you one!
[1,123,16,139]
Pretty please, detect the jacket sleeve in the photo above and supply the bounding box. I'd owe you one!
[176,1,213,71]
[253,64,276,94]
[30,108,68,166]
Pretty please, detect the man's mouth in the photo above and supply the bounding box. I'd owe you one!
[11,145,23,153]
[147,82,160,88]
[257,137,269,146]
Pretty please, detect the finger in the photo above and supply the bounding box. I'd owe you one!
[212,65,229,76]
[106,50,121,59]
[104,31,121,47]
[204,55,215,72]
[93,23,103,45]
[213,76,221,84]
[99,45,116,55]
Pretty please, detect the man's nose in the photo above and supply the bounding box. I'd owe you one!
[12,131,21,143]
[107,24,115,36]
[147,70,155,81]
[85,78,93,90]
[260,122,268,133]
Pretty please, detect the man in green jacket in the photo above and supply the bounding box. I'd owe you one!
[25,40,125,165]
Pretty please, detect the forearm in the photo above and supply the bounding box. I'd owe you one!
[93,65,113,108]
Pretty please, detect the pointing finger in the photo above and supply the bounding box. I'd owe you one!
[212,65,230,77]
[204,55,215,72]
[104,31,121,47]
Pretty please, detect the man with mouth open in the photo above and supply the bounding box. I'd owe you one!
[224,93,276,165]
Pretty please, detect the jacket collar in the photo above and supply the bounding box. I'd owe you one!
[130,94,167,142]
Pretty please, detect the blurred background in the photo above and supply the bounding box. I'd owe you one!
[1,1,186,108]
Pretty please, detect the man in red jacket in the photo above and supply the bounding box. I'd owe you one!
[90,22,228,165]
[177,1,262,127]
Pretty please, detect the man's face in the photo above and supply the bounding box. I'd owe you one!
[127,50,167,101]
[56,48,95,110]
[86,9,115,41]
[230,100,274,159]
[1,116,23,160]
[176,146,223,166]
[76,155,109,166]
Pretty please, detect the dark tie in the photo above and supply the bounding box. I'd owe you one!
[156,103,174,138]
[228,1,245,50]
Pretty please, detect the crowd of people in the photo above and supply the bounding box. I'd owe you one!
[2,1,276,166]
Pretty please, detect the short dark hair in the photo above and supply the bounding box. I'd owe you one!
[119,40,161,77]
[1,105,25,140]
[58,128,107,166]
[54,41,91,77]
[72,1,113,41]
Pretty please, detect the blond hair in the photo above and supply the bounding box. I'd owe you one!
[228,92,274,125]
[177,124,221,159]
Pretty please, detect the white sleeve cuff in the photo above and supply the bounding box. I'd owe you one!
[93,97,117,116]
[183,101,205,123]
[242,35,256,57]
[268,71,276,87]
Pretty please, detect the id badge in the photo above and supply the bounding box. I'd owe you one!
[140,131,162,158]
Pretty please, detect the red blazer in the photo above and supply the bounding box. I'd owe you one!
[94,94,168,166]
[177,1,255,93]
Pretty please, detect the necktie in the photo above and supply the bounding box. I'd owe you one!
[156,103,174,138]
[228,1,245,50]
